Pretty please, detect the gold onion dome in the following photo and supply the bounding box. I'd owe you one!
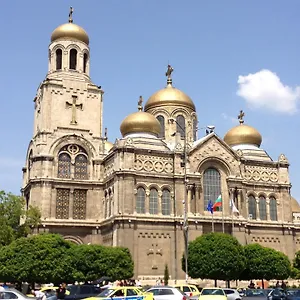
[120,96,161,137]
[51,7,89,45]
[144,65,196,111]
[224,110,262,147]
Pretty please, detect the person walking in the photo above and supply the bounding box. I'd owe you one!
[57,283,67,300]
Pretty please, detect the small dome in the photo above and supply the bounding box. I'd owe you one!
[51,22,89,45]
[145,82,195,111]
[224,123,262,147]
[120,110,161,137]
[104,140,114,153]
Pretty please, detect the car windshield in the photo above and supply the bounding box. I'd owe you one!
[245,290,266,297]
[98,289,115,297]
[202,289,224,296]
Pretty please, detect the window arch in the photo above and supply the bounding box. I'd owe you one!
[58,153,71,178]
[193,118,197,141]
[248,195,257,219]
[149,188,158,214]
[176,115,185,139]
[56,49,62,70]
[156,115,165,138]
[269,197,278,221]
[203,168,221,211]
[136,187,145,214]
[69,49,77,70]
[162,189,171,215]
[83,53,88,73]
[259,196,267,220]
[74,154,88,179]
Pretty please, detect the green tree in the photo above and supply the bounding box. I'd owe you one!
[241,244,291,287]
[184,233,245,281]
[0,233,75,284]
[164,264,169,286]
[0,191,41,245]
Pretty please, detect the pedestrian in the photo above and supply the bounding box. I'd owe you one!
[32,288,46,300]
[57,283,67,300]
[276,281,280,288]
[281,281,287,290]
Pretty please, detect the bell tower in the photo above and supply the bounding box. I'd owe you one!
[22,8,105,224]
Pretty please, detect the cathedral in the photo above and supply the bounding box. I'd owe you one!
[22,10,300,281]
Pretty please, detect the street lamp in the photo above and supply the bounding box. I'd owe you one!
[170,118,188,283]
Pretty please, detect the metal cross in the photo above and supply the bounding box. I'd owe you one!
[238,110,245,124]
[147,243,162,269]
[66,95,83,125]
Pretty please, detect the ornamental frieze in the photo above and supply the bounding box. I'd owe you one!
[243,166,278,182]
[104,162,115,178]
[134,155,173,174]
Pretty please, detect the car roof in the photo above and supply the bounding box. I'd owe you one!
[202,288,223,290]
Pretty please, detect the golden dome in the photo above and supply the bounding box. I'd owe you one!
[224,124,262,147]
[51,22,89,45]
[120,98,161,137]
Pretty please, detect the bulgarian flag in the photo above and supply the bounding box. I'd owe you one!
[212,194,222,211]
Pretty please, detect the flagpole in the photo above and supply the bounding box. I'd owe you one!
[212,212,214,232]
[222,192,225,233]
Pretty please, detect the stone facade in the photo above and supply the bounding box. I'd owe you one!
[22,17,300,282]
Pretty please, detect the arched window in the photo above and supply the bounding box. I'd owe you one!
[162,189,171,215]
[193,118,197,141]
[149,188,158,214]
[69,49,77,70]
[58,153,71,178]
[74,154,88,179]
[248,195,257,220]
[259,196,267,220]
[269,197,278,221]
[56,49,62,70]
[176,115,185,139]
[83,53,88,73]
[203,168,221,211]
[136,187,145,214]
[156,115,165,138]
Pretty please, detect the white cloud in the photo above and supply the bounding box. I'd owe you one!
[237,69,300,114]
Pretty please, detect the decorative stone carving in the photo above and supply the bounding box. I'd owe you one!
[243,166,278,183]
[104,161,115,178]
[278,154,289,164]
[134,155,174,174]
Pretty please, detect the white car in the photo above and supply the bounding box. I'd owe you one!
[147,286,189,300]
[0,288,34,300]
[223,289,241,300]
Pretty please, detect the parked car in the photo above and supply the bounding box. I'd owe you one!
[173,285,200,297]
[1,288,34,300]
[199,288,227,300]
[146,286,188,300]
[267,289,286,300]
[66,285,101,300]
[223,289,241,300]
[242,289,268,300]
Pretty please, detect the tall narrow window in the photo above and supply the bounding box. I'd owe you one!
[136,187,145,213]
[193,118,198,141]
[248,195,257,220]
[162,189,171,215]
[56,49,62,70]
[58,153,71,178]
[269,197,278,221]
[259,196,267,220]
[56,189,70,219]
[74,154,88,179]
[69,49,77,70]
[83,53,88,73]
[203,168,221,211]
[176,115,185,139]
[156,115,165,138]
[149,188,158,214]
[73,189,87,220]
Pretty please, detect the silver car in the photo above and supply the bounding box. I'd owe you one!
[0,288,34,300]
[147,286,189,300]
[223,289,241,300]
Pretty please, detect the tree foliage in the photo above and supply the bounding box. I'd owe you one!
[0,191,41,245]
[241,244,291,280]
[0,233,134,284]
[185,233,245,281]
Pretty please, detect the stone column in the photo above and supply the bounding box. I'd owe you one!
[266,197,270,221]
[195,185,201,214]
[255,196,259,220]
[158,191,162,215]
[69,188,74,219]
[187,185,193,214]
[145,189,150,214]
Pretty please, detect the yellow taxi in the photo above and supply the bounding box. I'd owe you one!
[83,286,153,300]
[199,288,227,300]
[174,285,200,297]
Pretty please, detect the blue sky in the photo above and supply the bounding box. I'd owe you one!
[1,1,300,200]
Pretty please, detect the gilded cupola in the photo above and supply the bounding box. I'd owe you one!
[120,97,161,137]
[144,65,196,111]
[51,7,89,45]
[224,110,262,147]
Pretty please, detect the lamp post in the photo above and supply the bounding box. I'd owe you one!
[170,118,189,283]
